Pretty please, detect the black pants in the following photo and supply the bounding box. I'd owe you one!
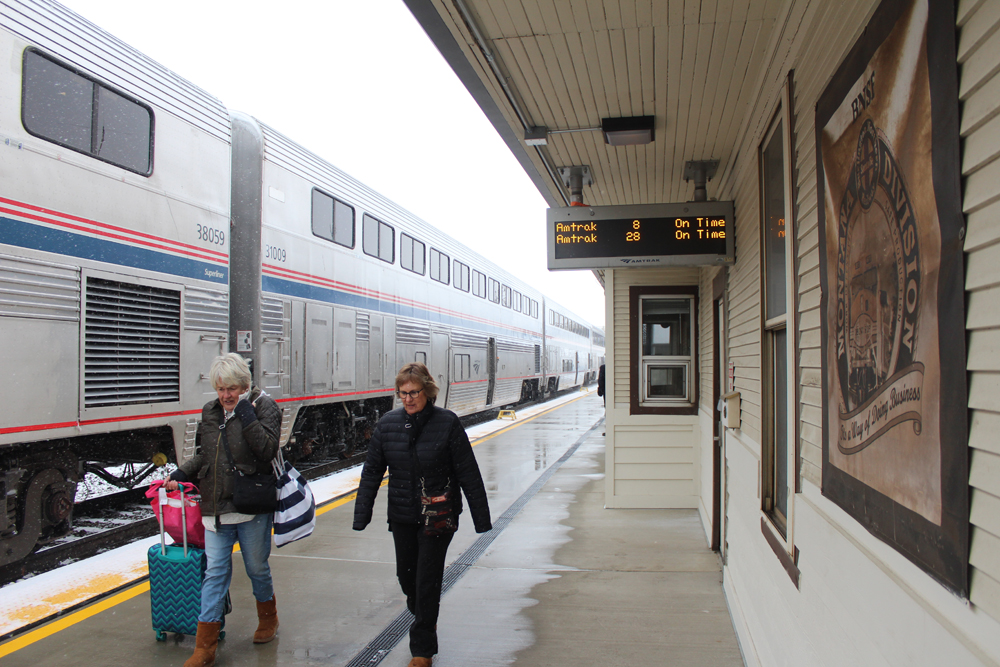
[391,521,455,658]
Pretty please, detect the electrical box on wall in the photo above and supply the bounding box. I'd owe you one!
[720,391,741,429]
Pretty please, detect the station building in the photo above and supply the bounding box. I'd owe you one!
[405,0,1000,664]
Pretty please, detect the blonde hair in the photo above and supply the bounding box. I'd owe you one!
[209,353,252,391]
[395,362,439,401]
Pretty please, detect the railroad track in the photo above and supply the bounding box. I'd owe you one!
[0,453,366,587]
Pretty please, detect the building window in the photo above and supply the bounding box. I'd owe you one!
[311,189,355,248]
[363,214,394,263]
[639,296,694,405]
[400,233,425,275]
[429,248,449,284]
[760,96,795,539]
[629,286,698,415]
[454,260,470,292]
[22,49,153,175]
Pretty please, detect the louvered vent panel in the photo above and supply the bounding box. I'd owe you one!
[261,297,284,337]
[397,318,430,345]
[183,286,227,332]
[356,312,370,342]
[497,339,534,354]
[451,330,487,348]
[84,277,180,407]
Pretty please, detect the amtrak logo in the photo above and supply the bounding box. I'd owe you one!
[835,118,923,454]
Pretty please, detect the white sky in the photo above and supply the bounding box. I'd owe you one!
[57,0,606,329]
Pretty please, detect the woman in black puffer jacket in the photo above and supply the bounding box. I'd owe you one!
[354,362,492,667]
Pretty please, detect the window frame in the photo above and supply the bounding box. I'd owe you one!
[400,232,426,275]
[429,248,450,285]
[472,270,487,298]
[454,260,470,292]
[311,188,356,248]
[22,48,155,176]
[759,76,799,579]
[629,285,698,416]
[362,213,394,264]
[488,278,500,303]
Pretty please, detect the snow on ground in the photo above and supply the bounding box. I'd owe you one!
[0,389,593,638]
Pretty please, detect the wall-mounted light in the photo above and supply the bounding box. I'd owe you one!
[601,116,655,146]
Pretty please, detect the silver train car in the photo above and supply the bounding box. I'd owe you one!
[0,0,604,566]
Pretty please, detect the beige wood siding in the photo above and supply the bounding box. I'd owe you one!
[960,0,1000,624]
[611,267,699,406]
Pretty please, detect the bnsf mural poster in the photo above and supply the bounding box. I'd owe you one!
[816,0,967,593]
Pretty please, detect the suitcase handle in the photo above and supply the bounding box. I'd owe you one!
[156,485,192,558]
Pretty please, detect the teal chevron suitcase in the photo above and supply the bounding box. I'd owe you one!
[147,485,227,641]
[148,542,207,640]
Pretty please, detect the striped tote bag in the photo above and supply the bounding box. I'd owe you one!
[272,449,316,547]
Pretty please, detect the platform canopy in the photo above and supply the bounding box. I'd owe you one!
[403,0,783,210]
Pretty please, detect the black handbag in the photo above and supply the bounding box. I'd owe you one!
[412,442,457,537]
[419,478,457,537]
[219,420,278,515]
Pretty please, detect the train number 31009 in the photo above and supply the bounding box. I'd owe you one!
[265,244,287,262]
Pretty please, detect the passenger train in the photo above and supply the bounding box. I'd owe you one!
[0,0,604,567]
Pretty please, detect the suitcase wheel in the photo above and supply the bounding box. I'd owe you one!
[155,629,167,642]
[219,630,226,640]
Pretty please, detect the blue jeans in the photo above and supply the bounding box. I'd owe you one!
[199,514,274,623]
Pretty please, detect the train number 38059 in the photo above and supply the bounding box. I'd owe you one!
[197,224,226,245]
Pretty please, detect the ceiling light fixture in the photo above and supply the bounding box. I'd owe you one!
[601,116,655,146]
[524,126,549,146]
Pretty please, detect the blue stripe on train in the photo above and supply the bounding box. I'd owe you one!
[262,274,541,341]
[0,215,228,284]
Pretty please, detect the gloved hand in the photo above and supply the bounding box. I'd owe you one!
[234,398,257,426]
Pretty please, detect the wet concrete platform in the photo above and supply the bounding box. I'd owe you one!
[0,393,743,666]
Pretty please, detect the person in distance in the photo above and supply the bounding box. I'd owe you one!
[353,362,492,667]
[166,353,281,667]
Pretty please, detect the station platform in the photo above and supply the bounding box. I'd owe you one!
[0,392,743,666]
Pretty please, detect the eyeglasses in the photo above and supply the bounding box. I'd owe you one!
[396,389,423,400]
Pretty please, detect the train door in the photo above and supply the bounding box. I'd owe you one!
[382,317,396,387]
[306,303,333,392]
[259,297,288,398]
[486,337,497,405]
[369,314,383,387]
[290,300,306,395]
[333,307,355,390]
[432,332,449,407]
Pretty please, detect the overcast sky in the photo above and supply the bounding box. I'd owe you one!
[57,0,606,329]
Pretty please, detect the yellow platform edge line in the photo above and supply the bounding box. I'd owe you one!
[0,392,591,655]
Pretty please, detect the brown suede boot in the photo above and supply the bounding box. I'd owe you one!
[184,621,221,667]
[253,595,279,644]
[407,658,432,667]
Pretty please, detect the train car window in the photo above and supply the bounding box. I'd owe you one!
[415,351,427,364]
[363,214,394,263]
[454,261,470,292]
[512,290,521,312]
[488,278,500,303]
[472,270,486,298]
[501,285,512,308]
[312,189,355,248]
[430,248,450,284]
[455,353,471,381]
[400,233,426,275]
[530,299,539,318]
[22,49,153,175]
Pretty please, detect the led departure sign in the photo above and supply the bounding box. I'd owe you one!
[547,201,735,270]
